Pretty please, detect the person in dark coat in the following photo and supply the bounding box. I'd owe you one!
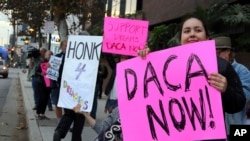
[138,16,245,140]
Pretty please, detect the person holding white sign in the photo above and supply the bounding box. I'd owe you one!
[50,40,67,121]
[53,33,90,141]
[138,16,245,140]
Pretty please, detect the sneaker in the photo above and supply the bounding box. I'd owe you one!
[98,95,102,99]
[40,115,50,120]
[69,128,73,133]
[53,131,61,141]
[36,115,43,120]
[32,106,37,110]
[35,114,39,118]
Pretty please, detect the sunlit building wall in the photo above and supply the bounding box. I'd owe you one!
[105,0,138,17]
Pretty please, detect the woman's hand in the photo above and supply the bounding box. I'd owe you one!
[73,104,82,113]
[208,73,227,93]
[137,45,150,59]
[47,63,51,68]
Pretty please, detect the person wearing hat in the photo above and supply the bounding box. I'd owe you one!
[215,36,234,63]
[214,36,250,134]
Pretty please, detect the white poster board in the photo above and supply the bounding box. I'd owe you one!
[57,35,103,112]
[46,55,62,81]
[45,21,55,33]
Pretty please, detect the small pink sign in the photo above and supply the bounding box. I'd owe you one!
[102,17,149,56]
[41,62,50,87]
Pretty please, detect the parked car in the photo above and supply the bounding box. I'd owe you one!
[0,60,8,78]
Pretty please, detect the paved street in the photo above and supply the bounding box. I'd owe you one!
[0,68,28,141]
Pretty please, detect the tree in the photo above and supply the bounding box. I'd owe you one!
[147,2,250,52]
[0,0,50,47]
[147,24,179,51]
[52,0,106,39]
[191,2,250,51]
[1,0,106,44]
[222,4,250,51]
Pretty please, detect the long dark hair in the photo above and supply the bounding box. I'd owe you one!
[178,15,210,40]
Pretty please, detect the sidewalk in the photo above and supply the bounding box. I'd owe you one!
[19,70,108,141]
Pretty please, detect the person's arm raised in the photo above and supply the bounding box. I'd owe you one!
[137,45,150,59]
[73,104,96,127]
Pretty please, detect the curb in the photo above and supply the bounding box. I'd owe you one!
[19,71,43,141]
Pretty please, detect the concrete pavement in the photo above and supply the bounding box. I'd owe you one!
[19,69,108,141]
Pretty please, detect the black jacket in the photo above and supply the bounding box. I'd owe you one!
[217,57,245,114]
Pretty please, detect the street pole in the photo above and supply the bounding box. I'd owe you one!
[107,0,112,17]
[7,29,9,47]
[119,0,126,18]
[48,30,52,50]
[48,2,54,51]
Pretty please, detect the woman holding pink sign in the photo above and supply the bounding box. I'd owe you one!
[35,47,52,120]
[138,15,245,140]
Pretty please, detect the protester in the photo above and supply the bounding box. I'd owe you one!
[50,40,67,122]
[214,36,250,134]
[138,16,245,140]
[90,63,108,119]
[27,47,43,110]
[53,32,90,141]
[73,104,122,141]
[35,47,51,119]
[46,51,53,111]
[97,63,108,99]
[104,54,130,114]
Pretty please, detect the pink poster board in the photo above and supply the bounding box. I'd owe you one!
[116,40,226,141]
[102,17,149,56]
[40,62,50,87]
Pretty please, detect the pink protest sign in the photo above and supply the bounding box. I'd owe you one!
[116,40,226,141]
[40,62,50,87]
[102,17,149,56]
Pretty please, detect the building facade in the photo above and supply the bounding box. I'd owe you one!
[142,0,238,26]
[141,0,250,67]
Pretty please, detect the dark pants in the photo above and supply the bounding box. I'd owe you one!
[98,80,103,98]
[47,96,52,108]
[53,108,85,141]
[31,76,39,106]
[36,82,51,115]
[90,83,99,119]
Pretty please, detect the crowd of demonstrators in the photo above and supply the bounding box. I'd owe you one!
[214,36,250,134]
[34,48,52,119]
[53,39,85,141]
[24,17,247,140]
[69,16,243,141]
